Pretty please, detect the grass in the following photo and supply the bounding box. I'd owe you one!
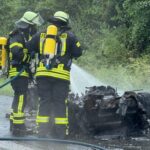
[78,58,150,94]
[94,65,150,92]
[0,76,13,96]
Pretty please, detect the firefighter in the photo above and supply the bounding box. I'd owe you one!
[27,11,83,138]
[8,11,44,136]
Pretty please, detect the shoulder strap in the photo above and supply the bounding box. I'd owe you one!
[39,32,46,55]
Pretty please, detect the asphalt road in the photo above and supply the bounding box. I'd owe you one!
[1,96,150,150]
[0,96,98,150]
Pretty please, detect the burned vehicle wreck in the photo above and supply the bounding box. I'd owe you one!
[68,86,150,137]
[6,85,150,138]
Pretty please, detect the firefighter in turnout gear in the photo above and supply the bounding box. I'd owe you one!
[27,11,83,138]
[8,11,44,136]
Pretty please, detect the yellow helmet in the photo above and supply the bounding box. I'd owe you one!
[53,11,69,23]
[15,11,44,28]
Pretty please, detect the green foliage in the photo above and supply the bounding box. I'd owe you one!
[0,77,13,96]
[122,0,150,54]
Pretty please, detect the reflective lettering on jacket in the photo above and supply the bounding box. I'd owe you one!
[36,32,70,81]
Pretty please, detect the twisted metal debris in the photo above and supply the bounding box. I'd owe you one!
[68,86,150,137]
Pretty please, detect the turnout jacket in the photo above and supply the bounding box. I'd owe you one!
[27,27,82,82]
[8,29,30,77]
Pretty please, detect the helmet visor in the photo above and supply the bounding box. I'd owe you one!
[19,13,44,26]
[31,13,44,26]
[15,20,29,29]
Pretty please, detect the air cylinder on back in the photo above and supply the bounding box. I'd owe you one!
[43,25,58,69]
[0,37,7,72]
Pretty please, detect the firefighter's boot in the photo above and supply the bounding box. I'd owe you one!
[12,124,26,137]
[9,120,13,132]
[37,123,52,138]
[53,126,67,139]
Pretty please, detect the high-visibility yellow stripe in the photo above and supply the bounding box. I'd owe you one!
[13,112,24,118]
[36,65,70,77]
[13,119,24,124]
[9,52,12,60]
[22,54,28,62]
[40,40,43,54]
[10,114,13,120]
[36,71,70,80]
[36,67,69,76]
[9,73,28,76]
[12,95,25,125]
[65,99,69,118]
[36,116,49,123]
[37,68,69,75]
[36,119,49,123]
[9,68,17,71]
[76,41,81,47]
[39,62,44,67]
[26,55,30,62]
[9,42,23,49]
[23,48,28,54]
[40,39,45,54]
[65,99,69,135]
[9,70,28,74]
[18,95,24,113]
[9,74,28,77]
[40,33,46,54]
[10,109,13,120]
[57,64,64,70]
[55,118,68,125]
[9,71,29,77]
[60,33,67,56]
[29,35,32,41]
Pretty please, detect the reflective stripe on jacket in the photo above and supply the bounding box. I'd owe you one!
[8,31,30,77]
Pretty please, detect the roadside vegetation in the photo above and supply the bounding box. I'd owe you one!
[0,77,13,96]
[1,0,150,95]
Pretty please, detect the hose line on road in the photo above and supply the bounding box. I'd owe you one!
[0,137,107,150]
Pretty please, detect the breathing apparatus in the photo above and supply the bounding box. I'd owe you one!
[42,11,70,70]
[0,37,7,73]
[43,25,58,70]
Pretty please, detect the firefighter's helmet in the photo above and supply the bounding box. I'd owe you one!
[15,11,44,28]
[48,11,69,26]
[53,11,69,23]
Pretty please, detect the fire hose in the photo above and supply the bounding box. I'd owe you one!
[0,137,107,150]
[0,66,26,89]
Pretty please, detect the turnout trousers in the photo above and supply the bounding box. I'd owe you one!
[10,76,28,135]
[36,77,69,138]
